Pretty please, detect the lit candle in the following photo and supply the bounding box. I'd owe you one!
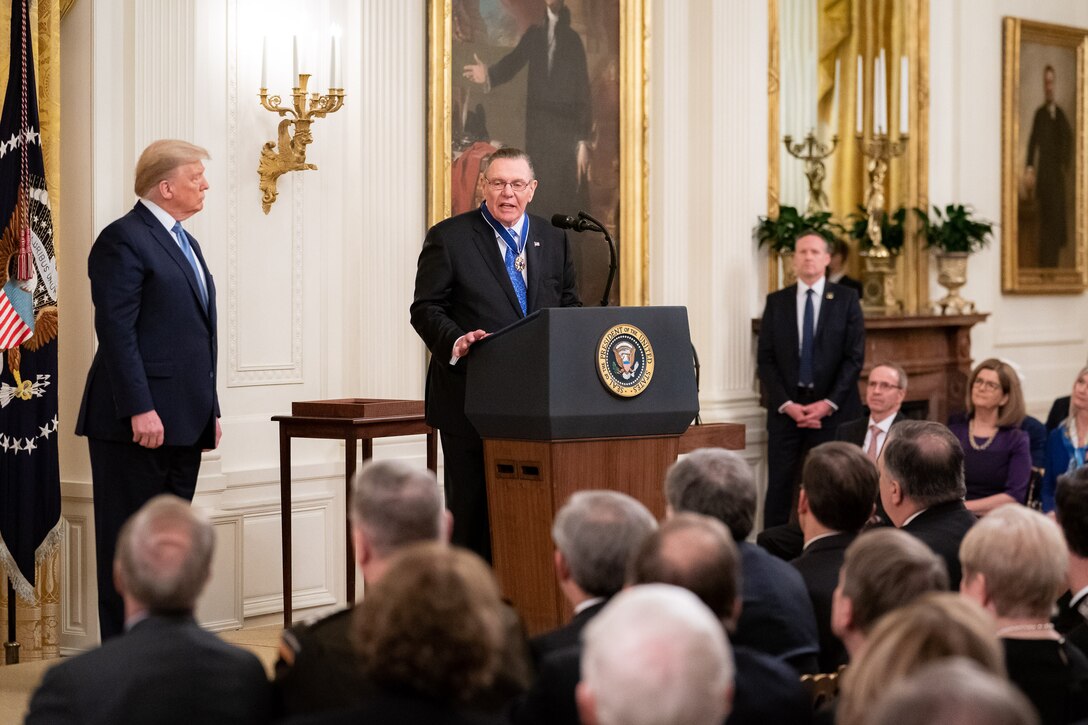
[293,36,299,86]
[329,37,337,88]
[875,51,886,134]
[830,58,841,135]
[856,55,863,134]
[261,36,267,89]
[899,55,909,135]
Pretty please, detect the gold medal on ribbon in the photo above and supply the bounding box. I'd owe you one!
[514,254,526,272]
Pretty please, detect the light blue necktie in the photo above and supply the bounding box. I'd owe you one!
[799,288,815,387]
[505,228,528,316]
[172,221,208,310]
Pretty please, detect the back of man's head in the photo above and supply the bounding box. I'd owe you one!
[552,490,657,598]
[115,495,214,613]
[664,448,756,541]
[578,584,734,725]
[802,442,877,533]
[838,528,949,635]
[870,658,1039,725]
[628,513,740,623]
[352,460,444,558]
[1056,466,1088,558]
[881,420,966,506]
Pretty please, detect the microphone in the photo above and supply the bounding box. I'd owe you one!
[551,213,600,233]
[551,211,617,307]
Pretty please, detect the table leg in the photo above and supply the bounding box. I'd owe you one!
[280,427,293,627]
[345,436,357,604]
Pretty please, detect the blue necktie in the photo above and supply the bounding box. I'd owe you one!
[799,288,815,386]
[505,228,528,316]
[172,221,208,310]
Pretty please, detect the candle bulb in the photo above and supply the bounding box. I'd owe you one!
[830,58,841,136]
[899,55,909,135]
[293,35,299,86]
[261,37,267,89]
[334,36,341,88]
[856,55,863,134]
[875,51,886,134]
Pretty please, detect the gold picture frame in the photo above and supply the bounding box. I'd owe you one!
[1002,17,1088,294]
[427,0,648,306]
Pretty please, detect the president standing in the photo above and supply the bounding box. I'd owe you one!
[76,140,220,640]
[757,233,864,528]
[411,147,580,562]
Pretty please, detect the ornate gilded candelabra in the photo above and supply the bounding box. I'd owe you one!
[783,131,838,214]
[258,74,345,214]
[857,131,908,315]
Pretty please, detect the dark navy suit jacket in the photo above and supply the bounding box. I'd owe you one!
[756,281,865,423]
[76,201,218,448]
[410,209,580,437]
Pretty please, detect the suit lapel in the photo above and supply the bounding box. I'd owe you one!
[470,212,526,317]
[135,203,213,323]
[784,285,800,359]
[815,284,834,342]
[526,215,544,312]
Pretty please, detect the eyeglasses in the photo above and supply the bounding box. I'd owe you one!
[484,177,533,193]
[972,378,1003,392]
[867,381,902,391]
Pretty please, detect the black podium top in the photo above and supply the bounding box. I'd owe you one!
[465,306,699,440]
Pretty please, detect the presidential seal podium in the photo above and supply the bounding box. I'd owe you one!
[465,306,700,635]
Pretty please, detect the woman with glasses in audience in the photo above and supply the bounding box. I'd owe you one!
[949,359,1032,516]
[1041,366,1088,512]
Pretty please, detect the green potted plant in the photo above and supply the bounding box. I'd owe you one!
[846,205,907,255]
[913,204,995,314]
[755,206,842,287]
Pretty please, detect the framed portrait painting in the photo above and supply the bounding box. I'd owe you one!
[1002,17,1088,294]
[427,0,648,305]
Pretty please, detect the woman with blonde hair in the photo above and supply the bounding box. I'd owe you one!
[1041,365,1088,512]
[960,504,1088,725]
[949,358,1032,514]
[836,592,1002,725]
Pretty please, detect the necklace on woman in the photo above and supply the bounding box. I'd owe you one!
[996,622,1058,638]
[969,420,997,451]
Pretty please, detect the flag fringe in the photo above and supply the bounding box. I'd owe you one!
[0,517,63,604]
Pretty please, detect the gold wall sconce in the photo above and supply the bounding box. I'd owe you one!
[258,37,345,213]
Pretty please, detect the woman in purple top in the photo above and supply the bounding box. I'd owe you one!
[948,359,1032,515]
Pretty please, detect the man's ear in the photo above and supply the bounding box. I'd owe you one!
[441,510,454,543]
[798,488,811,516]
[889,478,905,506]
[575,682,598,725]
[352,527,371,569]
[555,549,571,582]
[113,559,126,598]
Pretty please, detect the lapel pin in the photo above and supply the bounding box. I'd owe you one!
[534,241,540,247]
[825,291,835,300]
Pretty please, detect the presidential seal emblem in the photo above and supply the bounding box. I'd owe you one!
[597,324,655,397]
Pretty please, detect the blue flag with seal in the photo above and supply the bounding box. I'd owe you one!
[0,0,61,603]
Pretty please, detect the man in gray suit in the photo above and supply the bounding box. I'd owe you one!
[26,496,271,725]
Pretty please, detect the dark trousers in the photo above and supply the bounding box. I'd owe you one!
[764,391,839,528]
[439,430,492,564]
[88,437,201,641]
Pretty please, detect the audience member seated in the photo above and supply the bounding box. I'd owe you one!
[793,441,877,671]
[836,592,1004,725]
[830,528,949,661]
[1054,466,1088,654]
[629,514,811,725]
[529,490,657,666]
[1045,359,1087,432]
[870,658,1039,725]
[289,543,513,724]
[758,362,907,562]
[25,495,273,725]
[576,584,735,725]
[1041,365,1088,512]
[960,504,1088,725]
[664,448,820,672]
[878,420,977,586]
[275,460,529,718]
[948,359,1032,514]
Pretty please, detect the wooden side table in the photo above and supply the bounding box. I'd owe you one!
[272,399,437,626]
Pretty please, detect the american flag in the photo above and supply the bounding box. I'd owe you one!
[0,282,33,350]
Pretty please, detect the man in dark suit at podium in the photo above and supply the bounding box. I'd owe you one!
[757,233,865,528]
[411,147,581,562]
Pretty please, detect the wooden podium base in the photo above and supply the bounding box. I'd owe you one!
[484,435,676,636]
